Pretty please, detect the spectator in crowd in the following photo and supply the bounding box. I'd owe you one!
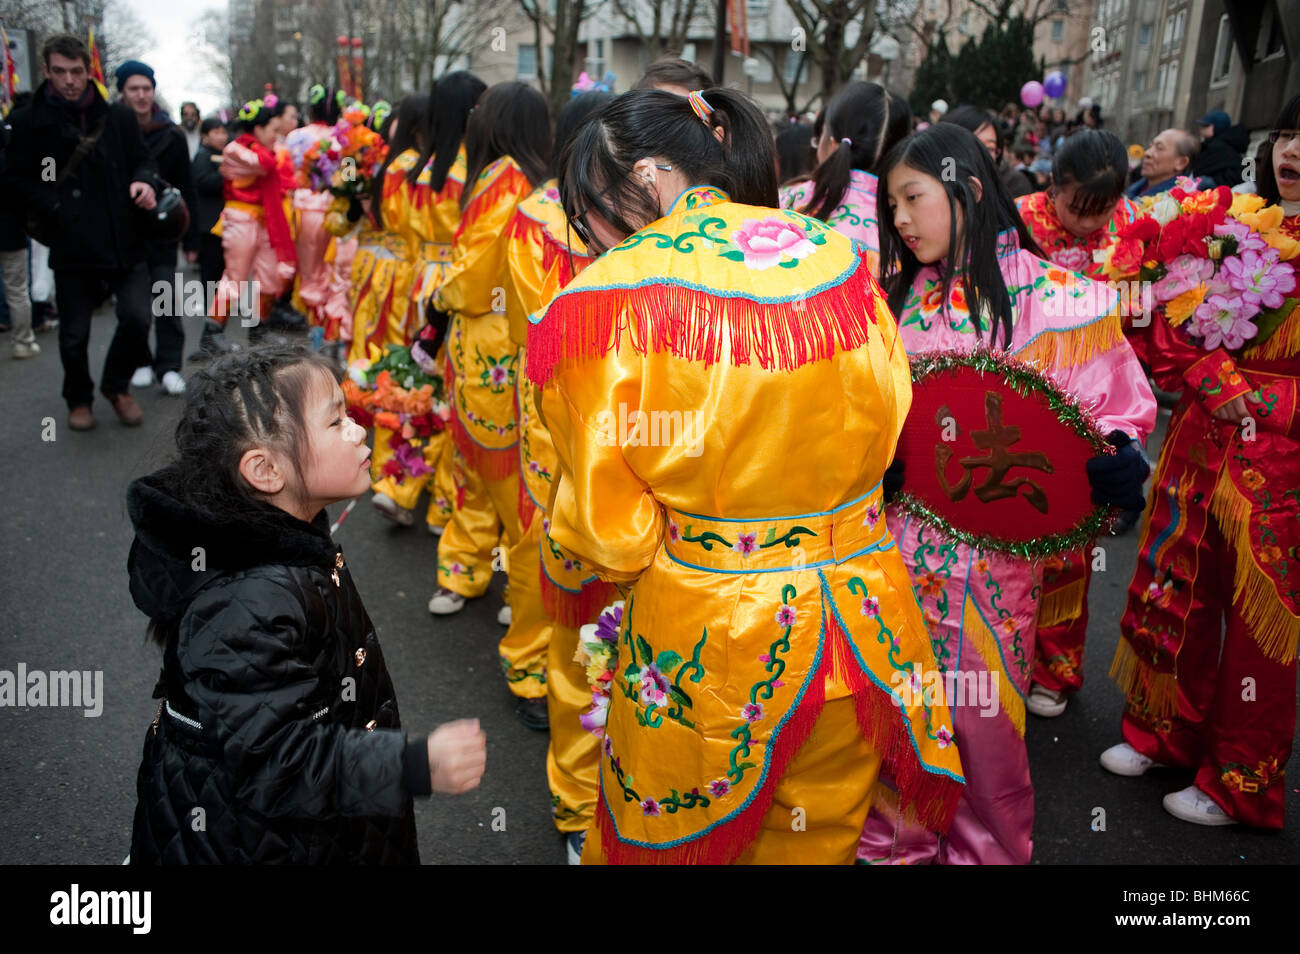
[119,60,200,396]
[943,104,1034,197]
[775,118,816,184]
[189,116,229,359]
[1193,109,1249,188]
[1127,128,1210,198]
[179,101,201,159]
[632,56,712,96]
[0,114,37,358]
[6,34,158,430]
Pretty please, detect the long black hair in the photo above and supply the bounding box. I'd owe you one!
[1259,93,1300,206]
[237,97,283,134]
[1050,128,1129,218]
[370,94,427,228]
[879,124,1043,351]
[558,86,778,245]
[775,120,815,185]
[800,82,911,221]
[554,90,615,178]
[306,83,337,124]
[417,70,486,191]
[461,81,552,209]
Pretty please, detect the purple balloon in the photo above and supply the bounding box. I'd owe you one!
[1044,71,1067,99]
[1020,80,1045,108]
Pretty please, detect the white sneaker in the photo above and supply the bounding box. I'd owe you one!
[12,340,39,359]
[428,588,466,615]
[1162,785,1237,826]
[427,523,445,536]
[131,366,155,388]
[1099,742,1166,777]
[497,604,512,627]
[373,492,416,527]
[1026,684,1068,718]
[160,370,187,395]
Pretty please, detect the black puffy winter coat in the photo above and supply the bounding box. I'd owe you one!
[126,467,426,864]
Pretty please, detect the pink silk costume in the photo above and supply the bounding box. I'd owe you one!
[858,229,1156,864]
[781,169,883,277]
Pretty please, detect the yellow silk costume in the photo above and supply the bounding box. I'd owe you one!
[366,150,468,528]
[504,180,618,828]
[348,149,419,366]
[530,186,965,864]
[432,156,537,603]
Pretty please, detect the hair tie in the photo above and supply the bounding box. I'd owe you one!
[686,90,714,128]
[238,99,263,122]
[840,138,852,146]
[309,84,327,105]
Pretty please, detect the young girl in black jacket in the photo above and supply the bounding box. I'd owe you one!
[127,346,485,864]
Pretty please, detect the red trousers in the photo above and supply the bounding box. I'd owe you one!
[1116,411,1296,829]
[1033,551,1090,693]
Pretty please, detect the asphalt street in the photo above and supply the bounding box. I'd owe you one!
[0,304,1296,865]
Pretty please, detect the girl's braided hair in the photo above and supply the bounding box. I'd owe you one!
[171,346,342,517]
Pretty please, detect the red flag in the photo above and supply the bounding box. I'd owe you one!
[351,37,364,101]
[88,27,108,99]
[728,0,749,57]
[336,36,352,101]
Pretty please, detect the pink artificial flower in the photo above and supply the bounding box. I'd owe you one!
[733,532,758,557]
[1214,219,1268,256]
[668,522,681,543]
[636,663,671,707]
[731,217,818,270]
[489,364,509,386]
[775,604,797,627]
[936,725,954,748]
[1220,249,1296,311]
[861,595,881,617]
[641,797,661,817]
[709,779,731,798]
[1191,291,1259,351]
[1150,253,1214,303]
[742,702,764,723]
[862,504,881,529]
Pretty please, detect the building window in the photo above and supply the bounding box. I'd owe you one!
[1210,15,1232,84]
[681,43,696,62]
[1139,23,1151,46]
[1256,3,1284,60]
[1051,19,1063,44]
[747,0,768,15]
[1134,69,1145,93]
[517,43,537,79]
[783,49,804,86]
[589,38,605,78]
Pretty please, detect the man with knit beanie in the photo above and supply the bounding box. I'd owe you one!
[5,35,158,430]
[118,59,200,397]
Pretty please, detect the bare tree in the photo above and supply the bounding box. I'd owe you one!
[517,0,597,121]
[783,0,875,106]
[607,0,700,64]
[189,6,235,105]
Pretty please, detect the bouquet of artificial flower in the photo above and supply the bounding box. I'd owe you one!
[342,345,449,483]
[1096,180,1299,351]
[575,601,624,738]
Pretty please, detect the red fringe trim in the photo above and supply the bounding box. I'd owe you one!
[507,207,593,288]
[518,474,538,531]
[594,607,963,863]
[527,261,880,385]
[539,571,618,629]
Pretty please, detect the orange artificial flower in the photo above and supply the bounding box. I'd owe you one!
[1240,468,1266,491]
[1164,283,1208,326]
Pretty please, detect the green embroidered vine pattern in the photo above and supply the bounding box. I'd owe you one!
[980,556,1028,677]
[614,215,730,254]
[846,576,943,742]
[1246,387,1278,418]
[724,583,797,784]
[678,523,819,552]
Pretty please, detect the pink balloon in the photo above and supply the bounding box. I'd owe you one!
[1020,81,1045,108]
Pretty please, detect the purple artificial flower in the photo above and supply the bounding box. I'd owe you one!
[1220,249,1296,311]
[578,691,609,735]
[733,532,758,557]
[1149,253,1214,303]
[742,702,764,723]
[774,604,797,627]
[393,441,434,479]
[1191,291,1260,351]
[594,603,623,643]
[489,364,509,387]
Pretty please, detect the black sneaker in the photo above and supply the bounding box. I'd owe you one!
[267,303,307,331]
[187,321,236,362]
[514,697,549,732]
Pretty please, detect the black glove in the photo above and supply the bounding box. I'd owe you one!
[1086,430,1150,513]
[883,458,906,505]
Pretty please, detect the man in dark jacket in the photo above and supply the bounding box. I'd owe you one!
[118,60,200,396]
[189,117,230,360]
[0,117,38,358]
[5,34,158,430]
[1194,109,1250,188]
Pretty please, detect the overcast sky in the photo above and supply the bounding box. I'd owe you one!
[128,0,227,117]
